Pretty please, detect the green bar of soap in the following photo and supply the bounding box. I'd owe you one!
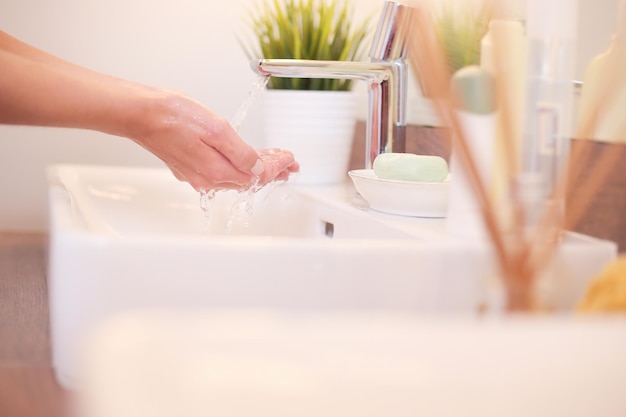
[373,153,448,182]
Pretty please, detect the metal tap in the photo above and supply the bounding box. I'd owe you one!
[251,0,415,169]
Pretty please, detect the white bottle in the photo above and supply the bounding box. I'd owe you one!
[577,0,626,143]
[480,12,527,231]
[480,1,527,149]
[446,66,497,240]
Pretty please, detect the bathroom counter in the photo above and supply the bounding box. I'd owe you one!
[1,232,624,417]
[0,232,70,417]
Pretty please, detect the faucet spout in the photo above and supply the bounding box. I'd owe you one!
[251,1,415,169]
[253,59,401,169]
[253,59,390,84]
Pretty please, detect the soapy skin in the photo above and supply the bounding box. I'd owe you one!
[0,30,299,191]
[373,153,449,182]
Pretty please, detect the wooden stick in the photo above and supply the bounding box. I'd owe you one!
[407,6,512,279]
[525,55,626,281]
[407,0,626,311]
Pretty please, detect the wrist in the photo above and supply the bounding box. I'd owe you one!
[108,85,175,141]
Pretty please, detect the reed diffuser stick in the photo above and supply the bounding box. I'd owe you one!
[527,67,626,281]
[407,0,626,311]
[408,6,512,280]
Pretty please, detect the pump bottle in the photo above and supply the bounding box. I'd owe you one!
[520,0,578,230]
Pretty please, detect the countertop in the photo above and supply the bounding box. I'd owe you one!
[0,231,622,417]
[0,232,70,417]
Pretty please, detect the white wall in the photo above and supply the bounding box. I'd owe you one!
[0,0,620,231]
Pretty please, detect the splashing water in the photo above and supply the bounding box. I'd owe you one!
[199,74,272,234]
[199,188,217,234]
[226,174,262,233]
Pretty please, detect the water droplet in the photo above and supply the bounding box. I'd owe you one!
[199,188,217,234]
[226,174,261,233]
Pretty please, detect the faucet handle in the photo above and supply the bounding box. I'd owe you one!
[370,1,415,62]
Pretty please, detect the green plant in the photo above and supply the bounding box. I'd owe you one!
[240,0,372,91]
[434,2,492,76]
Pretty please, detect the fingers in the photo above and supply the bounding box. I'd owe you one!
[195,118,299,189]
[172,146,258,191]
[201,117,265,177]
[256,148,299,185]
[138,92,300,192]
[167,145,299,191]
[170,148,299,191]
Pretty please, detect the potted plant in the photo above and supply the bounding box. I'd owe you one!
[433,2,491,77]
[240,0,372,184]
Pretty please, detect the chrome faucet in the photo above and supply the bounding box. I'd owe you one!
[251,0,415,169]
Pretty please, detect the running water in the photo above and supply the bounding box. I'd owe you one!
[230,75,271,133]
[199,188,217,234]
[226,174,262,232]
[199,74,271,233]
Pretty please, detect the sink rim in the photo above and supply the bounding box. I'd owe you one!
[48,163,461,245]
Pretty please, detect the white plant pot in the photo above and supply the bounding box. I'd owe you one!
[261,89,358,185]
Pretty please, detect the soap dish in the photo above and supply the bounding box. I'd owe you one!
[348,169,449,218]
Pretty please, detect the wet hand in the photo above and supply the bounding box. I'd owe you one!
[256,148,300,185]
[131,91,299,191]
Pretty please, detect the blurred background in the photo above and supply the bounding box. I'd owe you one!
[0,0,620,231]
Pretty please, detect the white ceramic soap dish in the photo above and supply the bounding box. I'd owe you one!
[348,169,449,218]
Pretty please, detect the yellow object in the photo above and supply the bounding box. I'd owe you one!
[577,256,626,312]
[577,0,626,143]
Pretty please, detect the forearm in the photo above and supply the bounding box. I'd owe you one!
[0,30,298,190]
[0,47,159,139]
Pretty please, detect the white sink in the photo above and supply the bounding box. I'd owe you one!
[47,164,617,388]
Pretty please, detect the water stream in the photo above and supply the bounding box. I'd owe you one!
[199,74,271,234]
[230,74,271,133]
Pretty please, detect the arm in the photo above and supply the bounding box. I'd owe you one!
[0,30,298,190]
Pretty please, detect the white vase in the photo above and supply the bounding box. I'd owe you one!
[261,89,358,185]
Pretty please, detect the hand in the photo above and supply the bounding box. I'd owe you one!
[130,91,299,191]
[0,30,299,191]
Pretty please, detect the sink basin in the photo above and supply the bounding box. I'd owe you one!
[47,164,617,388]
